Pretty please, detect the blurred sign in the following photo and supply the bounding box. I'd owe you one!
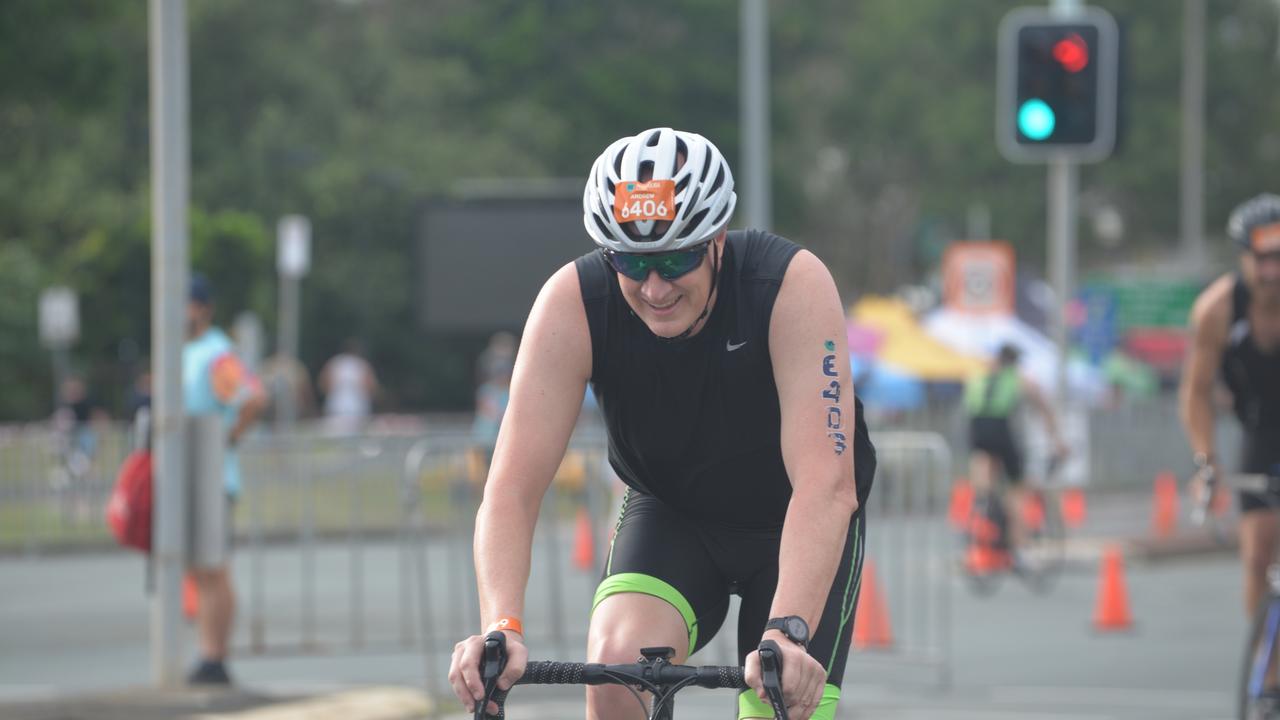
[1085,278,1199,330]
[277,215,311,278]
[1073,285,1118,364]
[38,286,79,348]
[418,195,586,333]
[942,241,1016,316]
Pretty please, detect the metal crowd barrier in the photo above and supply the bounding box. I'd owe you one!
[852,430,952,690]
[400,426,611,699]
[0,421,133,555]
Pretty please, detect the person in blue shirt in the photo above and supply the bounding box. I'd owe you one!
[183,273,266,685]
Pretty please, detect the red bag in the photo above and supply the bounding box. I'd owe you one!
[106,450,153,552]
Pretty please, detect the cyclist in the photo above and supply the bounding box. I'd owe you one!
[447,127,875,720]
[1180,193,1280,629]
[964,342,1068,564]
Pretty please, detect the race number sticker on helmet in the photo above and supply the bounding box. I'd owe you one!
[613,180,677,224]
[1252,222,1280,254]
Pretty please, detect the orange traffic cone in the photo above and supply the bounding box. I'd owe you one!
[1151,471,1179,538]
[1060,487,1087,529]
[947,478,973,529]
[1092,544,1134,631]
[182,572,199,621]
[852,559,893,649]
[572,507,595,571]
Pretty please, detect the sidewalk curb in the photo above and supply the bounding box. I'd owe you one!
[1062,529,1238,566]
[0,685,433,720]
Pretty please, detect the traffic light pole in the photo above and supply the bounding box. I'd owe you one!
[1047,158,1077,405]
[1048,0,1081,406]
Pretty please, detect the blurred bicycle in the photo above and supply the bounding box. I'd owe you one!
[958,454,1067,596]
[1191,469,1280,720]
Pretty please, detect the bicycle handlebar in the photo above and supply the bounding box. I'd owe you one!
[477,632,787,719]
[513,659,745,688]
[1190,471,1280,525]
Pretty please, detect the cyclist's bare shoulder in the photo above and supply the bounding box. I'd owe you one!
[521,262,591,379]
[1189,273,1234,340]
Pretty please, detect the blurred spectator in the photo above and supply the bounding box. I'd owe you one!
[476,331,518,386]
[126,367,153,452]
[51,374,108,519]
[53,374,107,462]
[468,332,516,484]
[258,352,317,427]
[319,338,379,435]
[183,273,266,685]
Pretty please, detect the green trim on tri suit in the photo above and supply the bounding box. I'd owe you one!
[592,572,699,655]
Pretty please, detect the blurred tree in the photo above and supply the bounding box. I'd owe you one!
[0,0,1278,417]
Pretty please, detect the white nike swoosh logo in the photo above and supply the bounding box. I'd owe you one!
[726,340,748,351]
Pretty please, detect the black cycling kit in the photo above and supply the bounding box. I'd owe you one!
[573,229,876,693]
[1221,276,1280,511]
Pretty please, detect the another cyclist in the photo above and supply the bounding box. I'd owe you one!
[447,127,875,720]
[1180,193,1280,627]
[964,342,1068,564]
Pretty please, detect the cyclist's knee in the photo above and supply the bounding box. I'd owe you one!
[589,593,689,662]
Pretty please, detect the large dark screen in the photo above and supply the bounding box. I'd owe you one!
[418,196,589,332]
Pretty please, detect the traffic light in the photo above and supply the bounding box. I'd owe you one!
[997,7,1120,163]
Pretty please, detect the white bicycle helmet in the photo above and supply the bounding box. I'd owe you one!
[1227,193,1280,248]
[583,127,737,253]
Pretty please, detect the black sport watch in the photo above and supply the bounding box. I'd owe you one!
[764,616,810,648]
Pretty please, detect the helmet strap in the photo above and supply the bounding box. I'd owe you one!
[658,242,720,343]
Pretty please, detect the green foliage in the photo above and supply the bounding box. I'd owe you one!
[0,244,52,420]
[1,0,1279,418]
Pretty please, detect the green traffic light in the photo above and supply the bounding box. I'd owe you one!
[1017,99,1056,140]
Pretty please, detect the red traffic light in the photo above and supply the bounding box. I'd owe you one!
[1053,33,1089,72]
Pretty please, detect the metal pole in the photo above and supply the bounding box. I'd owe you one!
[276,275,299,428]
[1180,0,1206,265]
[1047,0,1081,405]
[740,0,771,231]
[1047,159,1078,403]
[148,0,189,688]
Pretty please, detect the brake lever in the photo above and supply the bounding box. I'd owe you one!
[476,631,507,720]
[758,639,789,720]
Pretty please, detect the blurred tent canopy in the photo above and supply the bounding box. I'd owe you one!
[922,307,1109,403]
[848,296,986,381]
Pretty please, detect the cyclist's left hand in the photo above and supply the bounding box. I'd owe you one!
[745,630,825,719]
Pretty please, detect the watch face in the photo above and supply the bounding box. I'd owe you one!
[786,617,808,643]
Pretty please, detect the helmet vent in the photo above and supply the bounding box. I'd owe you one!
[679,208,711,238]
[709,165,725,194]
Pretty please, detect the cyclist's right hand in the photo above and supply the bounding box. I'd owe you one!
[448,630,527,716]
[1188,462,1218,524]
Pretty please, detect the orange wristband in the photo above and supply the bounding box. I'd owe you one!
[486,616,524,636]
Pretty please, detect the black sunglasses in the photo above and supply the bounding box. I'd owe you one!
[603,244,710,282]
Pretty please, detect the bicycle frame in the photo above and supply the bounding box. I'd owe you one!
[1248,601,1280,701]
